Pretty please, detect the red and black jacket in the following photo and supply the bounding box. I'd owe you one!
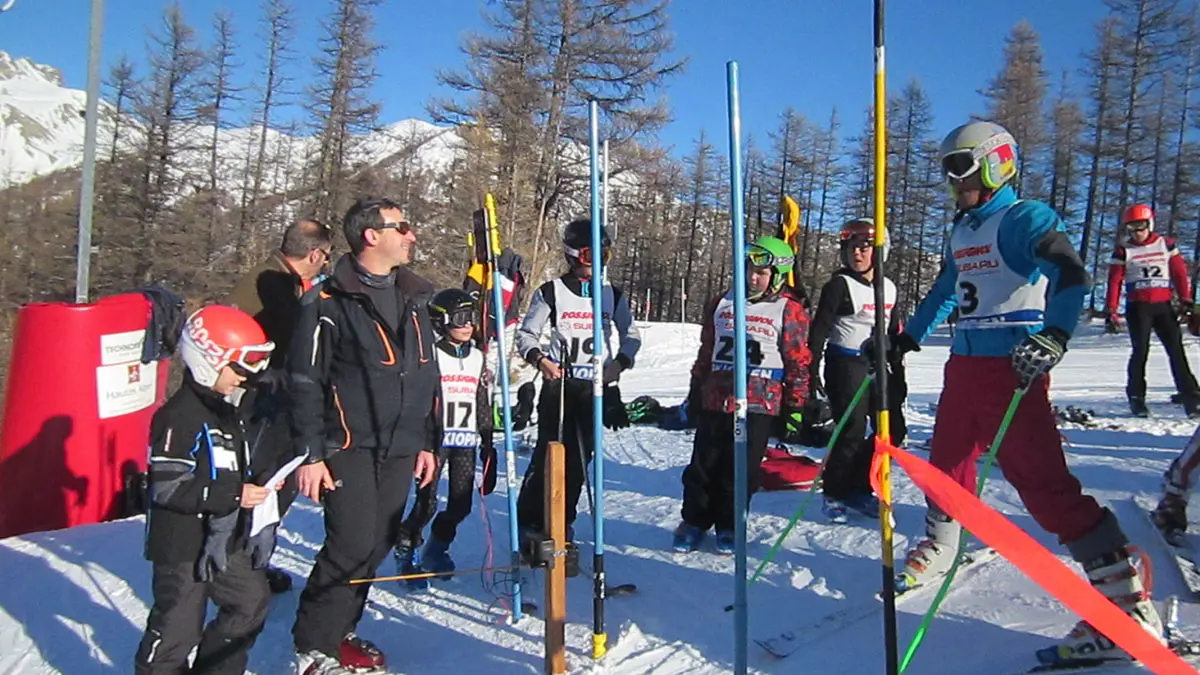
[1107,232,1191,310]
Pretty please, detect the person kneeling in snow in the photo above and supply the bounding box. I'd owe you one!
[673,236,812,554]
[134,305,281,675]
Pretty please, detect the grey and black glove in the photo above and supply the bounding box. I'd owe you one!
[1011,327,1069,389]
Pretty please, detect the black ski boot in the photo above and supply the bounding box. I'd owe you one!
[1129,396,1149,418]
[265,566,292,594]
[1152,495,1188,539]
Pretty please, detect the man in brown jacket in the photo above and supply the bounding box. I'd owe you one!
[225,218,333,593]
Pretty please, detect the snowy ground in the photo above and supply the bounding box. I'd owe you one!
[2,320,1200,674]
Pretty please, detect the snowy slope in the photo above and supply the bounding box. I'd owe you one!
[0,50,464,193]
[2,320,1200,674]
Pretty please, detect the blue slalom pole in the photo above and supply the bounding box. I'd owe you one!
[587,100,609,659]
[483,195,522,623]
[726,61,749,675]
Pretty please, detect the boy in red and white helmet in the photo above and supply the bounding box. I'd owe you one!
[1107,203,1200,417]
[134,304,282,675]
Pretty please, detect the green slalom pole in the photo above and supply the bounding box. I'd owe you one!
[898,387,1027,672]
[722,373,876,613]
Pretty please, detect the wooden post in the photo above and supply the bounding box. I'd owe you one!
[545,440,567,674]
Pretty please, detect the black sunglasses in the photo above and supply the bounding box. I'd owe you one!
[377,220,413,235]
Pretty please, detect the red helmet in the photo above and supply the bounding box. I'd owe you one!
[180,305,274,391]
[1120,204,1155,232]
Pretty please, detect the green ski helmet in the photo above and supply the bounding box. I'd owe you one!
[939,120,1019,192]
[746,236,794,299]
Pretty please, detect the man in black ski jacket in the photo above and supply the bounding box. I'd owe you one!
[288,196,440,675]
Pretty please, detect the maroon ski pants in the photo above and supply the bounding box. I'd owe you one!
[928,355,1103,544]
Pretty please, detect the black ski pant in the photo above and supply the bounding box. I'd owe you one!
[820,353,909,500]
[680,411,773,533]
[134,551,270,675]
[517,378,594,536]
[292,448,417,657]
[1126,300,1199,401]
[397,446,477,548]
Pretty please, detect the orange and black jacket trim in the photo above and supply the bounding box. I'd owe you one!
[288,255,440,463]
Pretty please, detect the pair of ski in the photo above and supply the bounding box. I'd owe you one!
[1017,504,1200,673]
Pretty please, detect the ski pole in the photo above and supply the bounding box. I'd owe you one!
[898,386,1026,672]
[723,372,875,613]
[349,563,526,585]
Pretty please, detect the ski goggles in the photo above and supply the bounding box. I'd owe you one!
[1124,220,1152,232]
[565,245,612,266]
[225,343,274,376]
[940,149,981,182]
[840,234,873,250]
[746,245,793,269]
[442,305,476,329]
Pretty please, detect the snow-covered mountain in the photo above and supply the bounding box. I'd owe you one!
[0,50,463,193]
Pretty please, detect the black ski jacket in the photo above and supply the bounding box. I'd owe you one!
[288,255,440,463]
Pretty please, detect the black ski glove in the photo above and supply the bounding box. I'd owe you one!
[1011,327,1069,389]
[480,431,498,496]
[862,332,920,372]
[603,384,631,431]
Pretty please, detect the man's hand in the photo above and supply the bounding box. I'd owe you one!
[539,357,563,380]
[603,361,623,384]
[297,461,336,502]
[240,483,273,508]
[415,450,439,488]
[1011,327,1069,389]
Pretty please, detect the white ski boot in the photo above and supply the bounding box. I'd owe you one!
[1039,545,1164,664]
[898,510,960,592]
[295,650,352,675]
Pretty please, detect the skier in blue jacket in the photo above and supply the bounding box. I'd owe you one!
[883,120,1164,666]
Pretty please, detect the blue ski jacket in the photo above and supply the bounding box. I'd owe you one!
[902,186,1089,357]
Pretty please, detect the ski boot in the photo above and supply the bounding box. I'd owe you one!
[715,530,735,556]
[844,492,880,519]
[1129,396,1150,418]
[421,536,456,581]
[1151,494,1188,540]
[265,565,293,594]
[1184,396,1200,419]
[393,545,429,592]
[295,650,351,675]
[822,497,849,524]
[1038,544,1164,666]
[898,510,961,592]
[339,633,386,673]
[672,522,706,553]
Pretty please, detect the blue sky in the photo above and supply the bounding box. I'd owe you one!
[1,0,1111,157]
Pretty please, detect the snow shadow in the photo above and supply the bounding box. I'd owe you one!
[0,536,147,673]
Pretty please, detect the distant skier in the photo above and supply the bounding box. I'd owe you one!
[884,120,1164,665]
[1106,203,1200,418]
[393,288,496,590]
[807,218,907,523]
[673,236,812,554]
[514,218,641,575]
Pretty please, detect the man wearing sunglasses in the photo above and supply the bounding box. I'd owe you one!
[1105,203,1200,418]
[225,218,335,594]
[287,197,440,675]
[880,120,1163,666]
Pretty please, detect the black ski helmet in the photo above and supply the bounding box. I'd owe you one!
[429,288,477,335]
[562,218,613,267]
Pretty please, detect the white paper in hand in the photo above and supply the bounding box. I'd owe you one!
[250,453,308,537]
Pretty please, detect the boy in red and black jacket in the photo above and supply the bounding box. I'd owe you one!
[674,236,812,554]
[1107,203,1200,417]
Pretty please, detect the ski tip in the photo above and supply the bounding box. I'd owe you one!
[607,583,638,596]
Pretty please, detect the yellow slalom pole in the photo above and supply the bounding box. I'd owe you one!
[872,0,899,673]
